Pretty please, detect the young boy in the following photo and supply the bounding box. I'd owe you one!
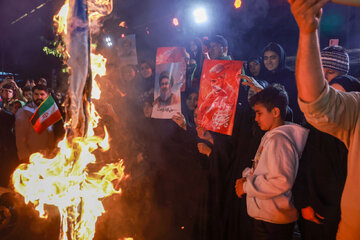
[235,85,309,240]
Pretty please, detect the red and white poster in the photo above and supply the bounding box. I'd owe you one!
[197,59,243,135]
[156,47,186,91]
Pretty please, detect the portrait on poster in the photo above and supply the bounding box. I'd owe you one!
[151,62,184,119]
[197,59,243,135]
[118,34,138,66]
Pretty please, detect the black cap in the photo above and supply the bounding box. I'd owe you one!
[209,35,228,48]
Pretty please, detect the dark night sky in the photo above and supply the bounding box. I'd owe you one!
[0,0,359,82]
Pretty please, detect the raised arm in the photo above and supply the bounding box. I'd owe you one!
[289,0,329,102]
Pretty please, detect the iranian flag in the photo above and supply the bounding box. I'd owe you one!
[30,94,62,134]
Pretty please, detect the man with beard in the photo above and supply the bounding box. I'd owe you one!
[15,85,56,162]
[153,71,178,107]
[197,63,236,133]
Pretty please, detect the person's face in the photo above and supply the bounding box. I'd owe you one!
[1,88,14,101]
[194,108,199,126]
[140,63,152,79]
[264,50,280,72]
[37,78,47,86]
[323,67,342,83]
[55,92,62,101]
[210,73,225,91]
[122,41,131,51]
[254,103,277,131]
[160,78,171,96]
[209,42,224,59]
[33,89,49,106]
[143,102,153,118]
[122,66,136,82]
[186,92,198,111]
[24,90,32,102]
[190,40,197,53]
[249,61,261,77]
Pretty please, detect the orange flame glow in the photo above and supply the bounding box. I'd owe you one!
[234,0,242,8]
[54,0,70,35]
[12,136,125,240]
[90,53,107,100]
[119,21,127,28]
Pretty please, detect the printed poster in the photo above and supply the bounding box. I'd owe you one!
[197,59,243,135]
[156,47,186,91]
[118,34,138,66]
[151,62,183,119]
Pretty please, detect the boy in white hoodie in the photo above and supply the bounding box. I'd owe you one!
[235,85,309,240]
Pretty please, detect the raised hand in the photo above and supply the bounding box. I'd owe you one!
[288,0,329,34]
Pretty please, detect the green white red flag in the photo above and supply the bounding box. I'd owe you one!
[30,94,62,134]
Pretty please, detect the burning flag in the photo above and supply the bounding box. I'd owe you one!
[30,94,62,134]
[11,0,128,239]
[64,0,91,137]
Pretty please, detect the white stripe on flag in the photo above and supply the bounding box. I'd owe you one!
[39,103,59,124]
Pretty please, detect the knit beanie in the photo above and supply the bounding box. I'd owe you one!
[321,45,349,74]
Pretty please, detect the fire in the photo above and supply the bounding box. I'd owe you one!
[90,53,107,100]
[11,0,126,239]
[119,21,127,28]
[12,136,125,240]
[234,0,242,8]
[54,0,69,34]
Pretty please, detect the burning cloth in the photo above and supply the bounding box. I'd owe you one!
[197,59,243,135]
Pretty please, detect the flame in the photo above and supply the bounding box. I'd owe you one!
[90,53,107,100]
[11,0,127,240]
[12,135,125,240]
[234,0,242,8]
[119,21,127,28]
[54,0,70,35]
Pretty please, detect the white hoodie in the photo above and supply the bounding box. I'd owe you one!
[242,123,309,224]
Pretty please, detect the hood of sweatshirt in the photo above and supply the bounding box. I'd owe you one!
[265,123,309,159]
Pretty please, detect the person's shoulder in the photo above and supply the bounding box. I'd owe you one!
[330,74,360,92]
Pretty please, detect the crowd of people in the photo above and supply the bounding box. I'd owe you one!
[1,0,360,239]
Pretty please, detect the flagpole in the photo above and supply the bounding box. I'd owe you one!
[83,0,92,137]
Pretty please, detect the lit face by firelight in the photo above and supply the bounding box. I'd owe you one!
[323,67,342,83]
[249,61,261,77]
[140,63,152,79]
[209,42,225,59]
[1,88,14,101]
[186,92,198,111]
[264,50,280,72]
[33,89,49,106]
[254,103,277,131]
[23,90,33,102]
[160,77,172,99]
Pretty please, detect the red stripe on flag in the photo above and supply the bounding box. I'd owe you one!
[33,111,62,134]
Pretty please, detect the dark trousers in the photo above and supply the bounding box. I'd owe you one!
[252,218,295,240]
[298,216,338,240]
